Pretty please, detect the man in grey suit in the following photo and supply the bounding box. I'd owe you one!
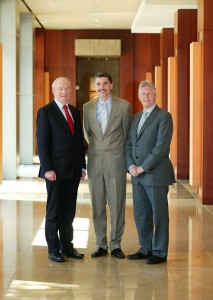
[83,72,132,259]
[126,80,175,264]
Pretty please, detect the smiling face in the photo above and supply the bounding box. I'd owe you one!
[94,76,113,102]
[138,83,157,109]
[52,78,72,105]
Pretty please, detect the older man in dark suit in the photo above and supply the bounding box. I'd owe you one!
[36,77,86,262]
[126,80,175,264]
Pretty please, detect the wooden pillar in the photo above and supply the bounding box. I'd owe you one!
[44,72,50,104]
[174,9,197,179]
[197,0,213,204]
[168,57,178,176]
[155,66,162,108]
[0,44,2,184]
[189,42,202,188]
[146,72,152,81]
[160,28,174,110]
[35,28,45,155]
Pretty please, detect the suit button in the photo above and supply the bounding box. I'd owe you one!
[136,157,138,159]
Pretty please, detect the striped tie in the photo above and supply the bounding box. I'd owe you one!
[137,111,148,135]
[100,103,108,134]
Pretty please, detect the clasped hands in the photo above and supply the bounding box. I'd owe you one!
[129,165,144,177]
[45,170,86,181]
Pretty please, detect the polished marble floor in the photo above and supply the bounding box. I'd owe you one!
[1,166,213,299]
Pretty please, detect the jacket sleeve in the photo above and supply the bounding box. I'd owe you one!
[36,108,54,173]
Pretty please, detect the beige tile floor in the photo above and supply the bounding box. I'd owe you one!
[1,166,213,299]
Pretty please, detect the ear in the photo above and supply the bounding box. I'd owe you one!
[110,83,113,90]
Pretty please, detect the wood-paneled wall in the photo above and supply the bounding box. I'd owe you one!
[132,34,160,112]
[160,28,174,110]
[198,0,213,204]
[35,29,160,114]
[174,9,197,179]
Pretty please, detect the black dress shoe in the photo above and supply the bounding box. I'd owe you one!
[111,248,125,259]
[127,251,150,260]
[48,251,65,262]
[61,247,84,259]
[91,247,107,257]
[146,255,167,264]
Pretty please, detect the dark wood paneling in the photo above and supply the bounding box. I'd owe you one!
[43,29,135,108]
[34,28,45,154]
[35,29,160,115]
[175,9,197,179]
[175,9,197,49]
[177,48,190,179]
[203,0,213,30]
[160,28,174,109]
[133,33,160,113]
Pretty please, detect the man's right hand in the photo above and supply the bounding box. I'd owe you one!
[45,170,56,181]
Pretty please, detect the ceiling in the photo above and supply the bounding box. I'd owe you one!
[20,0,198,33]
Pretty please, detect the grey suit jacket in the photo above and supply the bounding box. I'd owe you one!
[83,95,132,177]
[126,105,175,186]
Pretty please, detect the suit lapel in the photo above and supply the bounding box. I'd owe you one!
[104,97,119,133]
[137,105,159,138]
[89,99,101,132]
[52,100,72,133]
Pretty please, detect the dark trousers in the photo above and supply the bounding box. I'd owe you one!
[45,174,80,252]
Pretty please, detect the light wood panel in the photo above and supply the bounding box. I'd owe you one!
[189,42,202,187]
[160,28,174,110]
[0,44,2,183]
[168,57,177,176]
[146,72,152,81]
[155,66,162,107]
[44,72,50,104]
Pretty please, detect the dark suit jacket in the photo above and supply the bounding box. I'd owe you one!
[36,100,86,179]
[126,105,175,186]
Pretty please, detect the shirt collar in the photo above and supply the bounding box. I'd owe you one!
[144,103,156,114]
[54,99,68,110]
[98,97,112,106]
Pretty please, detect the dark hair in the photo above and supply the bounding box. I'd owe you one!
[94,72,112,84]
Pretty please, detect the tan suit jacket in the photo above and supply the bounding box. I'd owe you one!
[83,95,132,178]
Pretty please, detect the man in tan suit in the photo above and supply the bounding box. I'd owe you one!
[83,72,131,259]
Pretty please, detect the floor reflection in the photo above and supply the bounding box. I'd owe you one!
[1,172,213,299]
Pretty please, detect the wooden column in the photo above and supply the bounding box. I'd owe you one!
[44,72,50,104]
[197,0,213,204]
[189,42,202,187]
[168,57,178,176]
[174,9,197,179]
[160,28,174,110]
[35,28,45,155]
[0,44,2,184]
[146,72,152,81]
[155,66,162,108]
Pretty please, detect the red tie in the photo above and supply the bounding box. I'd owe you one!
[63,105,74,135]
